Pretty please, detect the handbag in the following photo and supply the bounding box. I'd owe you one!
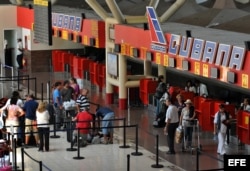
[175,125,183,144]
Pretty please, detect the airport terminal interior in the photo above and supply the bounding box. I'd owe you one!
[0,0,250,171]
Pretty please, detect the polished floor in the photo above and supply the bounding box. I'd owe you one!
[1,68,250,171]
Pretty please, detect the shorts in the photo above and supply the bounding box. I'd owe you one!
[25,118,38,134]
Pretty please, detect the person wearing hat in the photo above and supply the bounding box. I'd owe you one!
[213,104,231,155]
[179,99,196,151]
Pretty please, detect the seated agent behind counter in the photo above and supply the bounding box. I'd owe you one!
[95,107,115,144]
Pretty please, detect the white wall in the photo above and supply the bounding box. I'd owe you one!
[0,5,18,64]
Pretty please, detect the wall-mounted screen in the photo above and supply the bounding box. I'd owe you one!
[109,27,115,40]
[182,60,189,71]
[133,48,139,57]
[227,71,236,83]
[114,44,121,53]
[90,38,95,46]
[210,67,220,79]
[107,53,118,77]
[169,57,176,67]
[146,51,153,61]
[76,35,82,43]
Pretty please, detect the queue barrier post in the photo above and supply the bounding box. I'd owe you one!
[66,119,77,151]
[119,118,130,148]
[73,128,84,160]
[151,134,163,168]
[50,114,60,138]
[127,154,130,171]
[131,125,143,156]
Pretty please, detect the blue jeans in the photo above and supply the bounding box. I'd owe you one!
[102,112,115,135]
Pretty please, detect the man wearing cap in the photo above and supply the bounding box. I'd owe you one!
[213,104,231,155]
[179,99,196,151]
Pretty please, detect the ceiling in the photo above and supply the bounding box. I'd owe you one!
[2,0,250,34]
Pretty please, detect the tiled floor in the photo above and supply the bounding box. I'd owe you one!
[1,69,249,171]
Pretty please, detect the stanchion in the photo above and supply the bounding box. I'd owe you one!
[131,125,143,156]
[73,128,84,160]
[127,154,130,171]
[17,70,22,91]
[13,139,21,171]
[41,82,44,101]
[119,118,130,148]
[196,147,199,171]
[21,148,24,171]
[50,114,60,138]
[66,120,77,151]
[151,134,163,168]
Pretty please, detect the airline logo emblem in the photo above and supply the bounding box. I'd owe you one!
[146,6,166,45]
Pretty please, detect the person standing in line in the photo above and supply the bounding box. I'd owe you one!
[0,91,24,145]
[52,81,63,130]
[23,94,39,147]
[95,106,115,144]
[213,104,231,155]
[61,80,75,102]
[16,38,24,69]
[69,77,80,100]
[76,88,90,113]
[164,97,179,154]
[5,97,25,143]
[36,101,50,152]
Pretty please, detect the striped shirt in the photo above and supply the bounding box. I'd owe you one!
[76,95,90,111]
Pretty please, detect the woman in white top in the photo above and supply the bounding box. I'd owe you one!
[179,99,196,150]
[36,101,50,152]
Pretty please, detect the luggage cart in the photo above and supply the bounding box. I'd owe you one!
[182,119,202,155]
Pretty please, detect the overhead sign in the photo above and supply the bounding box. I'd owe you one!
[146,6,167,53]
[52,13,82,32]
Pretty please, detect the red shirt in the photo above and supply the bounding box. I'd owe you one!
[75,111,93,134]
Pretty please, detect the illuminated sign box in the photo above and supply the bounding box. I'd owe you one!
[57,30,62,37]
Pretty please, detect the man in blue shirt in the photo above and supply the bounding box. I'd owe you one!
[96,107,115,144]
[23,94,39,147]
[53,81,63,130]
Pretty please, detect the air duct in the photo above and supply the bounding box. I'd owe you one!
[105,0,125,23]
[85,0,109,20]
[160,0,186,22]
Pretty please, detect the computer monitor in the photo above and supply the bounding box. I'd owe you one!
[182,60,189,71]
[146,51,153,61]
[210,67,220,79]
[168,57,176,67]
[133,48,139,58]
[114,44,121,53]
[107,52,118,77]
[227,71,236,83]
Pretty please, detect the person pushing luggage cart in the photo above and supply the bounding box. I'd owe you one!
[179,99,198,152]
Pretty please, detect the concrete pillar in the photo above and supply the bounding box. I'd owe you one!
[118,54,127,109]
[144,60,152,76]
